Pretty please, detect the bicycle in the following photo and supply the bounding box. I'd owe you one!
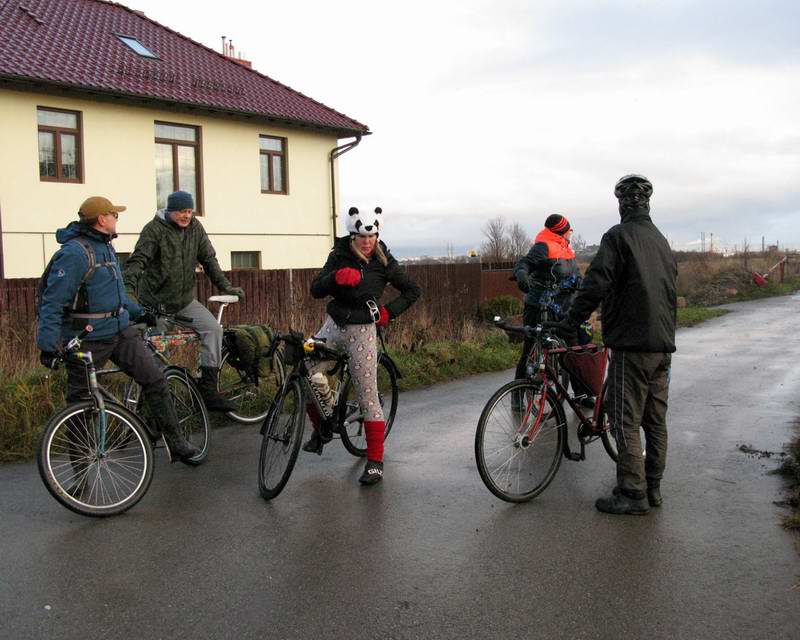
[207,295,286,424]
[257,329,400,500]
[37,322,207,517]
[475,318,617,503]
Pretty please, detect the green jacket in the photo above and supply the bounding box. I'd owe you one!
[124,210,233,313]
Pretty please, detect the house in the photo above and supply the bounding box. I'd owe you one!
[0,0,369,278]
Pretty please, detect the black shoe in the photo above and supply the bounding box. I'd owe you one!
[318,417,334,443]
[359,460,384,485]
[302,430,325,456]
[162,434,203,466]
[198,367,236,413]
[613,485,662,508]
[596,490,649,515]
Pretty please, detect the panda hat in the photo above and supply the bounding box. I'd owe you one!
[346,206,383,236]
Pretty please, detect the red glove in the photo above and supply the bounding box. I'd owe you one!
[376,305,390,328]
[335,267,362,287]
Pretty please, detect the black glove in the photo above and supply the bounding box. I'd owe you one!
[515,271,530,293]
[40,351,60,370]
[140,310,158,327]
[550,319,577,339]
[226,286,246,300]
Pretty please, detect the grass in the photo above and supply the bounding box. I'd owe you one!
[677,306,729,327]
[776,421,800,532]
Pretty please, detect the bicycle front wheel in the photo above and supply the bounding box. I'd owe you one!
[475,379,566,503]
[339,353,399,457]
[258,379,305,500]
[37,401,154,517]
[219,349,285,424]
[165,367,210,464]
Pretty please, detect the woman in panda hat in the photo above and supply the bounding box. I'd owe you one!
[308,207,421,485]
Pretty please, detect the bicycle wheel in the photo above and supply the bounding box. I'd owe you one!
[37,401,154,517]
[219,348,285,424]
[339,353,399,457]
[258,379,305,500]
[165,367,210,464]
[475,379,566,503]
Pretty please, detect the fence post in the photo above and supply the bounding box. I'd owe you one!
[288,268,294,329]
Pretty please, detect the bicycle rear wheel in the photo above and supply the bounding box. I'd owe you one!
[258,379,305,500]
[165,367,210,464]
[219,348,285,424]
[475,379,566,503]
[37,401,154,517]
[339,354,399,457]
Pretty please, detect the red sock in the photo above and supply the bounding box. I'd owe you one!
[306,403,321,430]
[364,420,385,463]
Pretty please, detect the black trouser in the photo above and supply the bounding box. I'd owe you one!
[606,350,671,496]
[66,325,167,402]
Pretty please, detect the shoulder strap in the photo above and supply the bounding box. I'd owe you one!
[70,238,96,311]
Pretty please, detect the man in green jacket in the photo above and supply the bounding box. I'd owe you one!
[124,191,244,411]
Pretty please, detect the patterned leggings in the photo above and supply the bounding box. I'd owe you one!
[310,316,384,422]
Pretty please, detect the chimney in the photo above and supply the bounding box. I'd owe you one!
[221,36,253,69]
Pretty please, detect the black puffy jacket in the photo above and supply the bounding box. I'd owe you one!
[311,236,421,326]
[566,207,677,353]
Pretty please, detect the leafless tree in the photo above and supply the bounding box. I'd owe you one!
[481,217,510,261]
[570,232,587,253]
[507,222,531,258]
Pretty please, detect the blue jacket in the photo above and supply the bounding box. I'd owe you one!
[37,222,143,352]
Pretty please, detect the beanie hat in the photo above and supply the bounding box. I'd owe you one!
[544,214,571,236]
[346,206,383,236]
[167,190,194,212]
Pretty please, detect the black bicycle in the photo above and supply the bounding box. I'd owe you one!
[257,330,400,500]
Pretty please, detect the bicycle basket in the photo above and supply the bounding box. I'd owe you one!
[560,349,607,397]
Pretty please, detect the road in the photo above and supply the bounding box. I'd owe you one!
[1,295,799,639]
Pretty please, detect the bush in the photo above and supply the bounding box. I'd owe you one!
[481,295,522,322]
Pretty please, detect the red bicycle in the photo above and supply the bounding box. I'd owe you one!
[475,318,618,503]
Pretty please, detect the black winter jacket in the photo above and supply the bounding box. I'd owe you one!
[514,229,580,312]
[311,237,421,326]
[566,207,677,353]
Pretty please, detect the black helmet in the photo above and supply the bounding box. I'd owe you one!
[614,174,653,199]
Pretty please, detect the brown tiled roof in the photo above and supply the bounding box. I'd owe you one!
[0,0,369,136]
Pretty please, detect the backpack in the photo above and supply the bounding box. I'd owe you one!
[35,237,117,320]
[229,324,275,378]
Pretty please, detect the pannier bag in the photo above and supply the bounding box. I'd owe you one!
[229,324,275,378]
[560,349,608,398]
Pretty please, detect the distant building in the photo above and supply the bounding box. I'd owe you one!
[0,0,369,277]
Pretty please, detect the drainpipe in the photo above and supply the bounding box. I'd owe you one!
[329,134,362,239]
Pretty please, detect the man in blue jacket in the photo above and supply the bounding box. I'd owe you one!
[37,196,201,463]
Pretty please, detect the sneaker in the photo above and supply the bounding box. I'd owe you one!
[596,490,649,515]
[359,460,384,485]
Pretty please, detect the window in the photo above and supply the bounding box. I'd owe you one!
[259,135,287,194]
[154,122,202,214]
[231,251,261,270]
[117,35,158,59]
[38,107,82,182]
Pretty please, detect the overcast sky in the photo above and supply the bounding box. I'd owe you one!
[131,0,799,257]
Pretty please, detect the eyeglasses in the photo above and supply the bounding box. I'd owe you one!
[366,299,380,323]
[104,212,120,219]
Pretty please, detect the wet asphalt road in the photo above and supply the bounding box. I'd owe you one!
[2,296,799,639]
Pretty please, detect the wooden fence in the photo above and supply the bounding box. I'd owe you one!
[0,263,512,331]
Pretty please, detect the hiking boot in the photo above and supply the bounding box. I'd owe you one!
[145,386,203,466]
[596,490,649,515]
[359,460,384,485]
[646,480,663,507]
[613,483,663,508]
[198,366,236,413]
[302,430,325,456]
[162,434,203,465]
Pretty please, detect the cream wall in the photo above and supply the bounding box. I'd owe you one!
[0,88,342,277]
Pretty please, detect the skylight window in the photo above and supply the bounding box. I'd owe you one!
[116,35,158,59]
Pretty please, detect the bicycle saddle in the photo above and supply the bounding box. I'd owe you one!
[208,295,239,304]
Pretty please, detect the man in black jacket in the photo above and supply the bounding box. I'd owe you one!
[560,175,677,515]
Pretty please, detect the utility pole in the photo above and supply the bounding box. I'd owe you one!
[701,232,705,253]
[709,232,714,254]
